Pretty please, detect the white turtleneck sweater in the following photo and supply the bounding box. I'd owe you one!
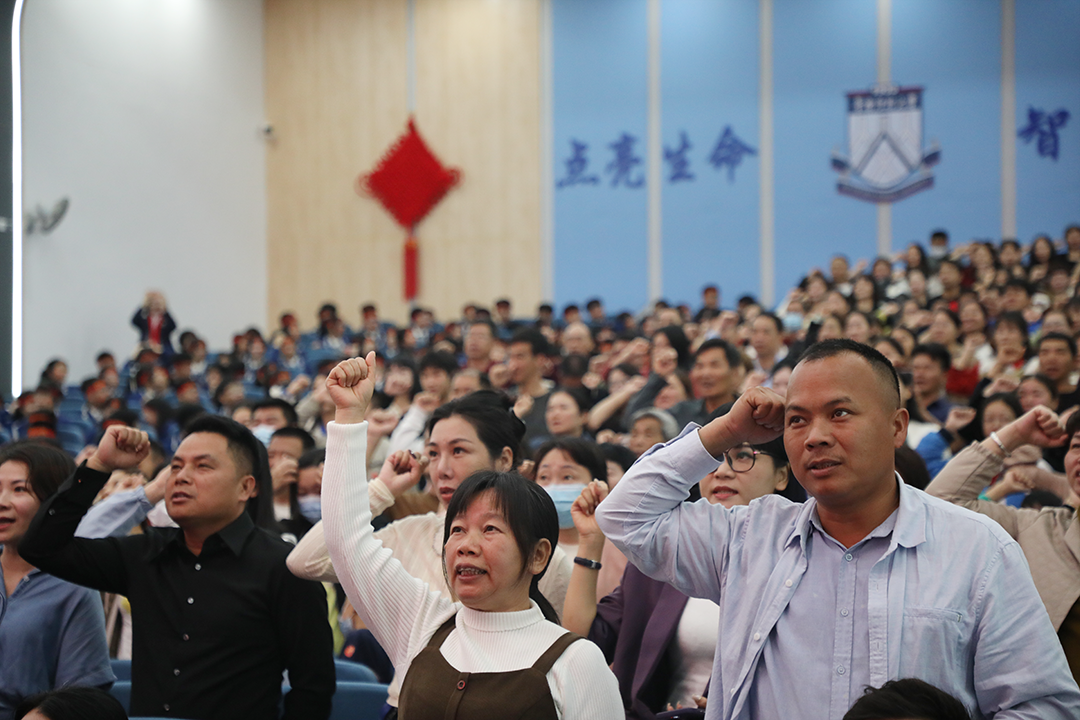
[321,421,622,719]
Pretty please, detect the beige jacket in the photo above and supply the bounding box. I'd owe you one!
[926,442,1080,629]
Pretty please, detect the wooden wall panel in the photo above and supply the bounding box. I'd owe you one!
[265,0,409,329]
[264,0,542,329]
[412,0,543,318]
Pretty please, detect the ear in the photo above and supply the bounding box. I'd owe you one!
[238,474,257,502]
[773,465,789,492]
[494,447,514,473]
[892,407,910,448]
[527,538,552,576]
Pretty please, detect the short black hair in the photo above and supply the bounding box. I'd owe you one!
[599,443,638,474]
[1020,373,1059,401]
[843,678,972,720]
[912,343,952,372]
[419,349,459,376]
[182,414,274,529]
[298,447,326,470]
[695,338,742,371]
[15,686,127,720]
[755,311,784,334]
[0,440,75,502]
[271,426,316,452]
[510,327,550,357]
[1004,276,1031,295]
[1038,331,1077,357]
[251,398,298,426]
[797,339,901,408]
[533,437,608,482]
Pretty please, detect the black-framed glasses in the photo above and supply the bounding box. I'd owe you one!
[720,445,767,473]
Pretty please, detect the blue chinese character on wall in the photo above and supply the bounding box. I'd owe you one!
[709,126,757,182]
[1018,106,1070,161]
[556,139,600,188]
[606,133,644,188]
[664,131,695,183]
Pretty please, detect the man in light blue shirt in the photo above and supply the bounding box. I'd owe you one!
[596,339,1080,719]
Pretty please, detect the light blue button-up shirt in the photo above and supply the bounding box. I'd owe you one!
[595,426,1080,720]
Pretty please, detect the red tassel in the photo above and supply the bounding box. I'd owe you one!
[404,234,418,301]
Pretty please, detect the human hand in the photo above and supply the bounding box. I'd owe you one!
[699,386,784,456]
[944,406,977,433]
[571,480,609,548]
[595,429,619,445]
[271,456,299,493]
[513,393,534,419]
[741,370,768,394]
[143,464,171,505]
[997,405,1066,450]
[87,426,151,474]
[413,392,441,415]
[377,450,429,497]
[653,346,678,376]
[286,374,312,397]
[326,353,377,424]
[996,466,1036,497]
[365,409,399,439]
[983,375,1019,397]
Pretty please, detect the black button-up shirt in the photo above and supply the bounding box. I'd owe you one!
[21,463,334,720]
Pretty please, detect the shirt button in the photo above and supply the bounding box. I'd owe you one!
[48,509,56,516]
[174,668,180,676]
[195,563,201,570]
[187,597,194,604]
[837,666,846,675]
[784,579,793,587]
[845,553,853,562]
[182,634,190,641]
[840,608,849,617]
[752,632,761,641]
[164,704,170,712]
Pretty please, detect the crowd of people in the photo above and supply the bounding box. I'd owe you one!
[3,224,1080,720]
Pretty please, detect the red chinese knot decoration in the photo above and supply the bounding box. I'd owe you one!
[357,118,461,301]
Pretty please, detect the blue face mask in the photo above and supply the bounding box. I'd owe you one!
[298,495,322,523]
[543,483,587,529]
[251,424,275,447]
[783,313,803,332]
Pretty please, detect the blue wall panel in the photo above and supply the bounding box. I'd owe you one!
[660,0,760,308]
[890,0,1001,249]
[773,0,878,300]
[1015,0,1080,244]
[552,0,649,314]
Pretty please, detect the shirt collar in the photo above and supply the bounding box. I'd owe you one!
[787,473,923,551]
[154,511,256,559]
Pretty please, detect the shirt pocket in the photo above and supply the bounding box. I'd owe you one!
[900,607,972,679]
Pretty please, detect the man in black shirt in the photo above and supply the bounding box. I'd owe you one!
[21,417,334,720]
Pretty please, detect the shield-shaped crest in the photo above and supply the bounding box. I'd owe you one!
[831,85,940,203]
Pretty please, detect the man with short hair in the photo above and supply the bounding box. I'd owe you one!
[21,418,334,720]
[910,344,954,423]
[1037,332,1080,411]
[507,328,554,445]
[251,398,298,431]
[462,320,497,373]
[562,321,595,358]
[694,284,722,323]
[597,339,1080,719]
[750,313,788,379]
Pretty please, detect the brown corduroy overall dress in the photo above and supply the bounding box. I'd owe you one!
[397,616,582,720]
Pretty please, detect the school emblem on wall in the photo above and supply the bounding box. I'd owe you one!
[831,85,940,203]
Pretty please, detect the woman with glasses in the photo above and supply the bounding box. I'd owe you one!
[561,435,793,719]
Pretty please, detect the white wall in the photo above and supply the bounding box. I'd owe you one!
[20,0,266,386]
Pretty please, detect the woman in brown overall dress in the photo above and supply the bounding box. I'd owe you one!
[321,354,623,720]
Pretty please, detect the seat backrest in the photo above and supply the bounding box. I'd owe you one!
[334,660,378,683]
[108,680,131,712]
[110,658,132,681]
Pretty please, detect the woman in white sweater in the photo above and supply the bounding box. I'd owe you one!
[322,355,621,720]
